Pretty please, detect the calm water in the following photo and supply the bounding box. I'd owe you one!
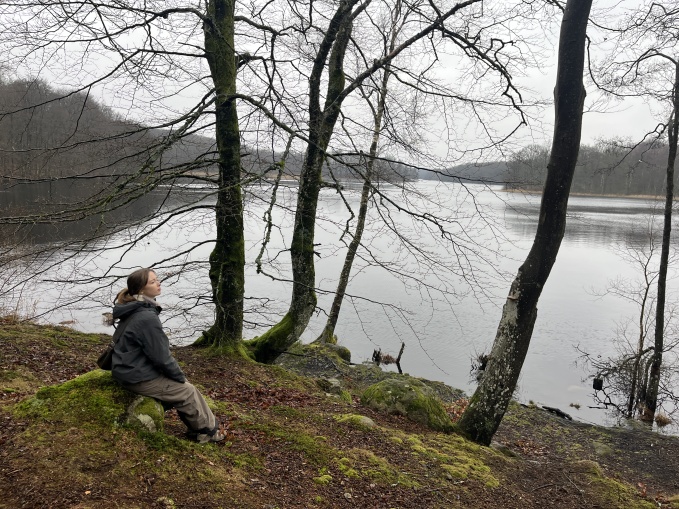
[7,181,678,431]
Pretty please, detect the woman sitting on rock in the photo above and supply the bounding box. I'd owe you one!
[111,267,225,444]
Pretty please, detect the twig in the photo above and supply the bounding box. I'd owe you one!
[531,483,556,492]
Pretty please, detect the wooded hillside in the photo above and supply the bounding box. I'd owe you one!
[0,78,671,197]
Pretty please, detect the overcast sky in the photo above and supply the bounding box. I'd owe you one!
[517,0,668,150]
[520,60,660,149]
[2,0,669,163]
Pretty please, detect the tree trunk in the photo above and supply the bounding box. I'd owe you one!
[628,269,652,417]
[315,163,373,345]
[315,21,398,344]
[644,61,679,418]
[457,0,592,445]
[196,0,245,350]
[248,1,357,363]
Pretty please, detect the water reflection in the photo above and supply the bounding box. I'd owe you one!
[0,179,170,244]
[503,193,667,247]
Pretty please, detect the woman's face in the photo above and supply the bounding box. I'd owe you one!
[141,271,161,298]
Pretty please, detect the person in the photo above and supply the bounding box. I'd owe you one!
[110,267,225,444]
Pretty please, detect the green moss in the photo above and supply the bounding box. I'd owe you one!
[259,364,317,394]
[406,435,423,447]
[0,369,20,382]
[209,341,252,359]
[206,397,229,414]
[127,396,165,433]
[334,414,376,431]
[2,323,103,346]
[441,463,468,479]
[331,345,351,362]
[340,448,418,487]
[574,460,603,476]
[391,429,500,489]
[586,475,656,508]
[485,478,500,488]
[246,313,295,363]
[271,405,306,419]
[285,341,352,368]
[313,474,332,485]
[263,424,333,465]
[338,389,353,403]
[336,457,360,478]
[50,338,70,348]
[0,366,42,392]
[231,453,263,470]
[137,430,188,451]
[15,370,137,429]
[361,378,453,432]
[568,460,655,508]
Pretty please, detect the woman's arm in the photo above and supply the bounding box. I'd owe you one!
[139,315,186,383]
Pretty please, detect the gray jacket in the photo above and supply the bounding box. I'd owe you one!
[111,299,186,384]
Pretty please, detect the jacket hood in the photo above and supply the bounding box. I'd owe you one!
[112,300,159,321]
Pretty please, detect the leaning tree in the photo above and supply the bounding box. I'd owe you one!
[457,0,593,445]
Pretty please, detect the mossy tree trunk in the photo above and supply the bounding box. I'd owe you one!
[457,0,592,446]
[644,61,679,418]
[248,0,358,363]
[197,0,245,349]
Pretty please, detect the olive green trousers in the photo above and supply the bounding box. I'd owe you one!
[122,375,216,433]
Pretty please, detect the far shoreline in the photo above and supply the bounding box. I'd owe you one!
[501,186,668,201]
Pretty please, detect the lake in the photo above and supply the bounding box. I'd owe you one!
[5,180,678,432]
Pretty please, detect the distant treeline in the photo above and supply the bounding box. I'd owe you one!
[0,78,418,191]
[421,143,673,197]
[507,143,673,196]
[418,161,509,183]
[1,78,669,200]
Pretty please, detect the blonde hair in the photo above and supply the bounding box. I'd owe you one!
[115,268,154,304]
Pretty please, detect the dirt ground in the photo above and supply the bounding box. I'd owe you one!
[1,321,678,509]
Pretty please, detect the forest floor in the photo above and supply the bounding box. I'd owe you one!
[1,320,679,509]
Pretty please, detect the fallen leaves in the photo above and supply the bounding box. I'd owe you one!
[207,385,319,410]
[446,398,469,423]
[514,439,548,456]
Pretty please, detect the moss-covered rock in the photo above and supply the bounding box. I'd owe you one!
[361,378,454,432]
[335,413,376,430]
[127,394,165,433]
[274,341,352,377]
[316,377,343,394]
[15,369,163,433]
[274,343,464,405]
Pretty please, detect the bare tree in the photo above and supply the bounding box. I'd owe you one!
[248,0,535,363]
[313,0,407,346]
[199,0,244,348]
[579,229,679,422]
[590,0,679,420]
[457,0,593,446]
